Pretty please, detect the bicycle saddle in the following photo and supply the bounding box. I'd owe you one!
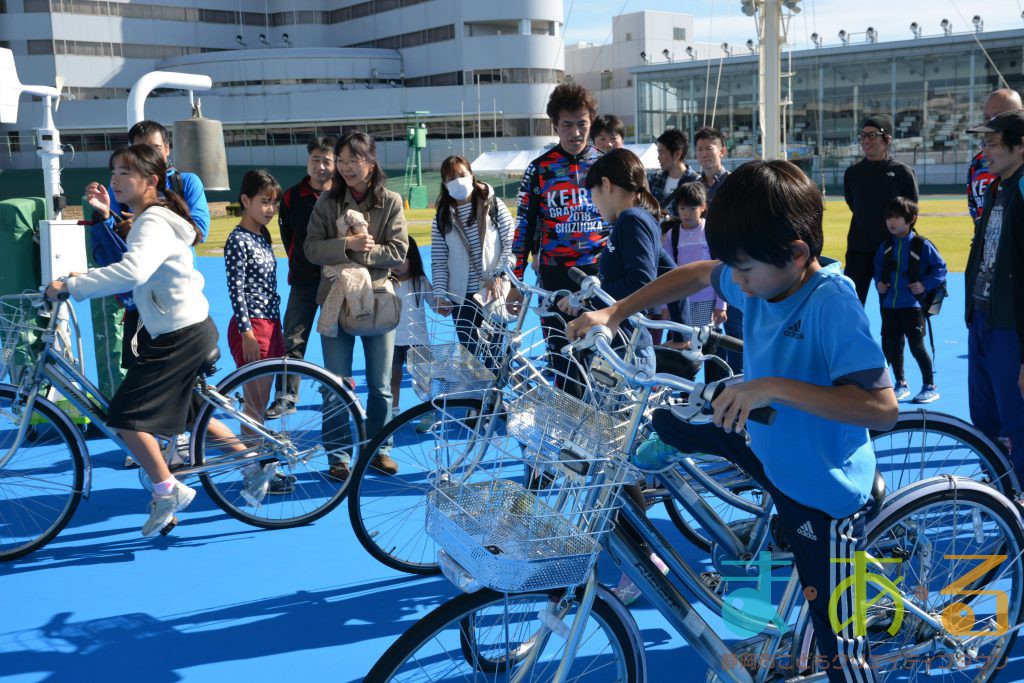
[198,346,221,378]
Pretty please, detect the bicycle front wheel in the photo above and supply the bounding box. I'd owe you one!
[193,359,365,528]
[0,385,85,561]
[366,586,644,682]
[792,478,1024,681]
[348,396,505,575]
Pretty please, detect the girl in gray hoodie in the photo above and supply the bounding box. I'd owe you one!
[46,144,219,537]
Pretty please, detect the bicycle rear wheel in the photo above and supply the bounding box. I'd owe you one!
[192,359,364,528]
[366,586,644,682]
[791,477,1024,681]
[0,386,85,561]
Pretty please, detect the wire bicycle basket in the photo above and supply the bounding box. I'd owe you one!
[405,290,514,401]
[425,377,640,593]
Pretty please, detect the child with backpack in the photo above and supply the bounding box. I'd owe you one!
[873,197,948,403]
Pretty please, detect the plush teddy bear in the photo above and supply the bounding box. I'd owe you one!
[317,209,376,337]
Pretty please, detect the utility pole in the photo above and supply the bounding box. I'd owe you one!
[744,0,797,160]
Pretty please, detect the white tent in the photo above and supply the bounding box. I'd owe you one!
[470,144,659,175]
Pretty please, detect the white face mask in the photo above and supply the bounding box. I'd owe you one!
[446,176,475,201]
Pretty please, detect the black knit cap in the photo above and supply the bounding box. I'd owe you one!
[862,114,893,135]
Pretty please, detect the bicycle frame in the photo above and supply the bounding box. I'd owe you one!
[2,298,347,482]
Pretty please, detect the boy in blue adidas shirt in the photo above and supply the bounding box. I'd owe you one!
[567,160,898,683]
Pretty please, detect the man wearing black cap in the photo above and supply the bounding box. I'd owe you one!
[965,110,1024,471]
[843,114,919,304]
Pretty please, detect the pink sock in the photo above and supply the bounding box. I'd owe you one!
[153,476,178,497]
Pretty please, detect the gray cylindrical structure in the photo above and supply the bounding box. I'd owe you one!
[173,117,229,191]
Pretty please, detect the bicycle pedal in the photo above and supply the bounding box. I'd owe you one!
[160,517,178,536]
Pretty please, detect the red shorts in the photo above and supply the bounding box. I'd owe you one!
[228,317,285,367]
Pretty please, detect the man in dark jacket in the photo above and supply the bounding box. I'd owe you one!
[843,114,919,304]
[266,136,335,417]
[965,111,1024,470]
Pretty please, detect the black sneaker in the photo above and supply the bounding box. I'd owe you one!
[265,397,296,420]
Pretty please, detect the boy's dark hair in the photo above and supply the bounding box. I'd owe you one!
[110,144,198,244]
[591,114,625,140]
[546,83,598,124]
[694,126,726,147]
[656,128,688,159]
[128,120,170,147]
[998,128,1024,149]
[328,131,386,204]
[705,160,823,268]
[405,235,427,281]
[307,136,336,156]
[675,181,707,209]
[584,148,660,216]
[884,196,919,227]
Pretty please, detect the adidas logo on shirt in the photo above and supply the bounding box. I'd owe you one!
[783,319,805,340]
[796,520,817,541]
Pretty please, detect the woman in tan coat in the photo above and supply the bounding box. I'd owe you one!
[305,132,408,477]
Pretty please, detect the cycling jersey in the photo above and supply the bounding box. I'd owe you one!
[967,151,997,222]
[511,144,607,278]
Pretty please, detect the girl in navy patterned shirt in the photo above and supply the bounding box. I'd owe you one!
[225,170,287,482]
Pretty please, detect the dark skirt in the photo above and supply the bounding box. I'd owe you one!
[107,317,218,435]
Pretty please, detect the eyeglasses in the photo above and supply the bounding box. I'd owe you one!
[857,131,886,141]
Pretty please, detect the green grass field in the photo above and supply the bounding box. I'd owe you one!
[200,198,975,272]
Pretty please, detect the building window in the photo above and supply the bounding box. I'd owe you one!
[625,32,632,41]
[27,39,53,55]
[6,132,20,153]
[601,71,613,90]
[674,27,686,41]
[531,20,555,36]
[465,20,519,37]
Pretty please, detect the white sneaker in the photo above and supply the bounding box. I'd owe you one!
[240,463,295,507]
[141,483,196,537]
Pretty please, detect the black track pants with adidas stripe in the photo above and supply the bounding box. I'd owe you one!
[651,410,879,683]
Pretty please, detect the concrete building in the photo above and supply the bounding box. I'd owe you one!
[565,10,718,134]
[0,0,565,172]
[633,26,1024,190]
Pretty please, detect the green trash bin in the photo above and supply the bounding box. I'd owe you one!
[0,197,44,295]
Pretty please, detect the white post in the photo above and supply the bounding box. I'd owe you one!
[35,96,63,221]
[761,0,783,159]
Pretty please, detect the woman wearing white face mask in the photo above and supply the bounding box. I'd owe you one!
[430,156,515,351]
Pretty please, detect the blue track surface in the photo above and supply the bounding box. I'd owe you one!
[2,250,1023,682]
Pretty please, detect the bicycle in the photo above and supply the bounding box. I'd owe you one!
[0,291,365,561]
[346,279,651,575]
[366,274,1024,682]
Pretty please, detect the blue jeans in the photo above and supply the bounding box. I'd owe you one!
[968,310,1024,470]
[322,328,395,445]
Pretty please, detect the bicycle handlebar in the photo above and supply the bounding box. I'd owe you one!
[581,326,776,427]
[567,266,744,354]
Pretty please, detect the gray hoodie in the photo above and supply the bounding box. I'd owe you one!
[68,205,209,337]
